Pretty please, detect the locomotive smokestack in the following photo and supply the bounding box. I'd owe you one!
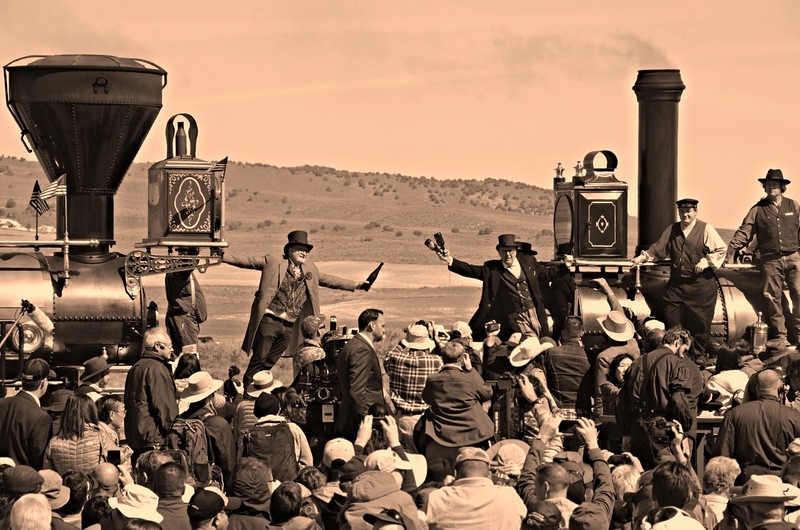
[632,69,685,253]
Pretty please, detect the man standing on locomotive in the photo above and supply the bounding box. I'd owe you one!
[632,198,726,355]
[727,169,800,347]
[437,234,552,341]
[224,230,371,388]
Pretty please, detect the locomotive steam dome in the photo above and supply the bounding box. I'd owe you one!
[1,55,167,370]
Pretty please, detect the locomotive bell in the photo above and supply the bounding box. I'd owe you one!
[144,113,225,247]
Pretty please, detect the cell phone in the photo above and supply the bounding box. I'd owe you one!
[607,454,630,466]
[107,449,121,466]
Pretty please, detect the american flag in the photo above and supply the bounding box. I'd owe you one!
[39,175,67,200]
[28,180,50,216]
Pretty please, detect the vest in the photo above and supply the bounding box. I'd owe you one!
[667,220,707,278]
[497,268,535,314]
[755,198,800,256]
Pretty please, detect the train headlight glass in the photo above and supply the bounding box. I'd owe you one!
[10,322,44,354]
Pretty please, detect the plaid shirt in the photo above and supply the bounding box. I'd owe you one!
[384,344,442,413]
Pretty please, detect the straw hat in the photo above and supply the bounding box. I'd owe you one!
[180,371,223,404]
[597,311,635,342]
[245,370,283,398]
[729,474,800,504]
[509,336,555,367]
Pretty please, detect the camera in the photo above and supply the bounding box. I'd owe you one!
[484,320,501,334]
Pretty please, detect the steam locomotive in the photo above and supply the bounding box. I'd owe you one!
[0,55,227,386]
[0,56,769,390]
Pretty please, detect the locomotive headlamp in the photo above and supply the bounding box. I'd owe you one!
[10,321,44,354]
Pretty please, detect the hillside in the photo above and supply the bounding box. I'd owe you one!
[0,155,571,263]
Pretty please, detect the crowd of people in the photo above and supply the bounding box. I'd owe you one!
[2,166,800,530]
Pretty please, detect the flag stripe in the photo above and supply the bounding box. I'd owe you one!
[39,175,67,200]
[28,180,49,216]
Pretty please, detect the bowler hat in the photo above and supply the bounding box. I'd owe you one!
[283,230,313,256]
[496,234,520,250]
[759,168,790,185]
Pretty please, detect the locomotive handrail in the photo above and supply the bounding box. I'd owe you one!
[0,239,100,248]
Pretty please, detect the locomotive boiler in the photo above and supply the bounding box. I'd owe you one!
[559,69,765,347]
[0,54,226,385]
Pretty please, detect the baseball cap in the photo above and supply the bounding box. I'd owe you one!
[323,438,355,468]
[21,358,55,382]
[339,458,368,482]
[455,447,491,467]
[188,486,229,520]
[364,449,414,473]
[523,500,562,530]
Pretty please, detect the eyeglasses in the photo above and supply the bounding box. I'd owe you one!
[154,342,173,351]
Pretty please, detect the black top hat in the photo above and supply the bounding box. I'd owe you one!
[283,230,314,256]
[516,241,538,256]
[759,168,790,185]
[676,198,699,208]
[496,234,519,250]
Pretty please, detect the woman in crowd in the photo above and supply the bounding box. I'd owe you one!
[599,353,635,416]
[44,393,105,474]
[706,341,750,413]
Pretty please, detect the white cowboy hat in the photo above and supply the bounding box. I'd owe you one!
[245,370,283,398]
[180,371,223,404]
[401,324,435,351]
[509,335,555,367]
[596,310,635,342]
[109,484,164,523]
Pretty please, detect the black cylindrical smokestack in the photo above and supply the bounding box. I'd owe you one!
[633,69,685,253]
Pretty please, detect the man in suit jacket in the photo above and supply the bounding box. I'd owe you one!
[438,233,553,341]
[336,308,387,440]
[224,230,369,387]
[0,358,54,469]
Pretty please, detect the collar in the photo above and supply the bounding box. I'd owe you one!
[255,414,287,425]
[287,261,303,279]
[503,257,520,270]
[303,338,322,348]
[357,332,374,348]
[23,390,41,407]
[452,476,493,487]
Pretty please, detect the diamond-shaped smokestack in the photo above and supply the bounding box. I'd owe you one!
[4,55,166,251]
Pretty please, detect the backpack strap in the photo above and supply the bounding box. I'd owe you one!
[640,350,672,414]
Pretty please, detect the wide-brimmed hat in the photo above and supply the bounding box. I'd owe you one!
[283,230,313,256]
[487,439,528,476]
[516,241,538,256]
[729,474,799,504]
[39,469,70,510]
[109,484,164,523]
[496,233,520,250]
[245,370,283,398]
[82,356,110,381]
[597,311,635,342]
[364,449,415,474]
[43,389,73,412]
[759,168,790,185]
[509,336,555,367]
[401,325,435,351]
[180,371,223,404]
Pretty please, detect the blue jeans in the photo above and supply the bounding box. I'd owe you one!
[761,252,800,341]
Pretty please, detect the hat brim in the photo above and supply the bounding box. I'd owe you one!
[596,316,635,342]
[759,177,791,185]
[486,439,530,461]
[108,498,164,523]
[83,366,110,382]
[508,338,553,367]
[245,380,283,398]
[400,338,435,351]
[180,379,224,403]
[729,493,796,504]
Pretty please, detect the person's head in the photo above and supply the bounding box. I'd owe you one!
[675,198,698,228]
[496,234,519,267]
[10,493,51,530]
[180,371,223,410]
[82,356,111,387]
[121,519,163,530]
[782,454,800,487]
[608,354,634,387]
[652,461,697,509]
[454,447,491,480]
[153,461,186,499]
[82,495,112,528]
[562,316,584,341]
[295,467,326,493]
[269,482,303,524]
[59,393,99,440]
[702,457,740,496]
[174,353,201,380]
[730,474,796,528]
[662,326,692,357]
[283,230,313,265]
[253,392,281,418]
[323,438,355,470]
[611,464,641,501]
[357,308,385,342]
[643,328,666,353]
[143,327,173,361]
[187,487,229,530]
[760,169,789,200]
[535,462,571,501]
[97,394,126,431]
[231,458,273,512]
[300,315,323,341]
[90,463,121,498]
[755,369,784,400]
[714,342,741,373]
[59,469,90,517]
[20,358,53,396]
[441,341,466,365]
[133,451,174,490]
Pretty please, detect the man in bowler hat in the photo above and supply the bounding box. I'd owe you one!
[224,230,372,387]
[438,233,552,341]
[632,198,727,355]
[728,169,800,346]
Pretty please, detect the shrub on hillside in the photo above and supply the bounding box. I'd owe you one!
[364,221,381,230]
[413,230,423,237]
[451,227,460,234]
[333,224,346,232]
[5,199,15,209]
[395,231,403,237]
[478,227,493,235]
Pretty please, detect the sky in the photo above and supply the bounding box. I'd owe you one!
[0,1,798,229]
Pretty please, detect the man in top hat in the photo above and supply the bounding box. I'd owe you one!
[0,358,54,469]
[75,355,111,401]
[728,169,800,346]
[224,230,373,388]
[632,198,727,355]
[437,233,555,341]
